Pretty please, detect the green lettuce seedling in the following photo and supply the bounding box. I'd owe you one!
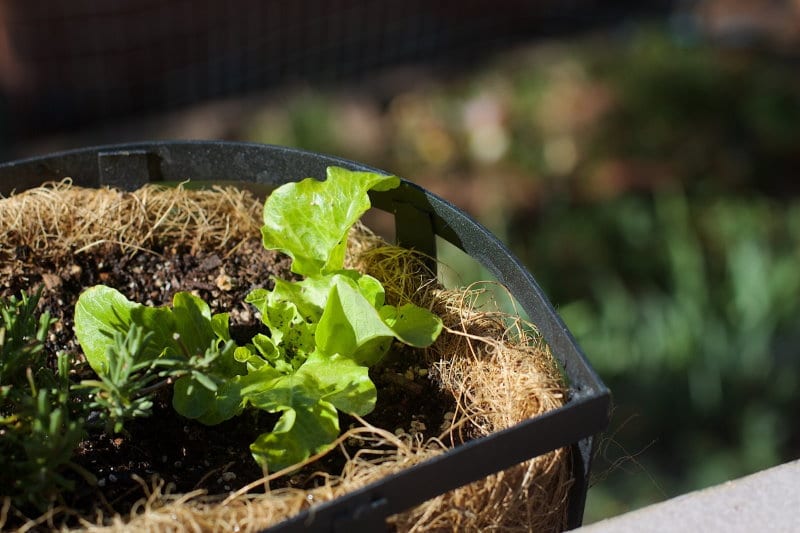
[74,167,442,473]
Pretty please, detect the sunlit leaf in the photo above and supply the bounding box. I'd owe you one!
[260,166,400,276]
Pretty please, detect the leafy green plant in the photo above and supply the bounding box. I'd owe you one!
[75,288,242,427]
[74,167,443,472]
[74,322,232,434]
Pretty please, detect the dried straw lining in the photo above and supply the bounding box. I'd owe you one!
[1,182,571,532]
[0,179,262,263]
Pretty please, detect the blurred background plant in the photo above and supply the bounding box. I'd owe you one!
[2,0,800,524]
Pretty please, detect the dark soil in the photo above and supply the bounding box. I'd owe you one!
[1,238,455,526]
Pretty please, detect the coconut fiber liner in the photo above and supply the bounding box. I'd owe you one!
[1,181,571,532]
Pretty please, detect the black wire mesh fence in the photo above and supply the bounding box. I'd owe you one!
[1,0,668,137]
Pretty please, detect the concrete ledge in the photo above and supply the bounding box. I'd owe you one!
[577,460,800,532]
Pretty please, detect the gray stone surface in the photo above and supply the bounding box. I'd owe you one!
[577,460,800,532]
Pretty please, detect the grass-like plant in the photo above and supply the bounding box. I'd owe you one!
[0,290,85,509]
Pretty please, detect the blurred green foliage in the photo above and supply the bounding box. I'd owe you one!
[236,27,800,522]
[539,193,800,517]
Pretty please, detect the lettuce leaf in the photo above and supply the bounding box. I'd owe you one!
[260,166,400,277]
[241,350,375,471]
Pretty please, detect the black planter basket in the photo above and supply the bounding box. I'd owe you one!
[0,141,610,531]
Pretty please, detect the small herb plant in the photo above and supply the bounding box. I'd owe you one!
[0,290,235,510]
[0,289,85,509]
[74,167,443,472]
